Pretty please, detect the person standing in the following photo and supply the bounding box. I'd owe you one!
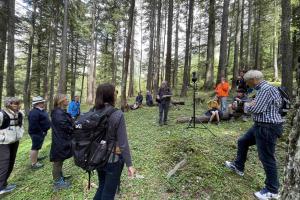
[157,81,172,126]
[67,95,81,119]
[0,97,24,195]
[28,96,51,169]
[93,83,135,200]
[50,94,74,190]
[215,77,230,112]
[225,70,283,199]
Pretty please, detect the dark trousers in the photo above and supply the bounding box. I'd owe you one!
[159,102,170,123]
[94,159,124,200]
[52,161,63,181]
[0,142,19,190]
[234,123,283,193]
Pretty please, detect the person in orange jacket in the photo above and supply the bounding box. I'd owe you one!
[215,77,230,112]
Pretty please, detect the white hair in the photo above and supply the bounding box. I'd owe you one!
[4,97,21,107]
[243,70,264,81]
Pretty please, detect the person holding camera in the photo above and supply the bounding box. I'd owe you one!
[225,70,283,200]
[28,96,51,169]
[0,97,24,195]
[157,81,172,126]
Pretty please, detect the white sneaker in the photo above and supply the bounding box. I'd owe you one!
[254,188,279,200]
[225,161,244,176]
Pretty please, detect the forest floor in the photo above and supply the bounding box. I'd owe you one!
[1,91,288,200]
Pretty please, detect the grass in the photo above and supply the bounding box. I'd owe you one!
[1,94,287,200]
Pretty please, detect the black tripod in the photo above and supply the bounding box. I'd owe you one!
[187,72,215,136]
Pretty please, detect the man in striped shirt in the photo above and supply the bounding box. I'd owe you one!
[225,70,283,200]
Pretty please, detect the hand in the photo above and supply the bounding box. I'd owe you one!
[249,100,256,107]
[156,95,160,100]
[128,166,136,177]
[236,98,241,102]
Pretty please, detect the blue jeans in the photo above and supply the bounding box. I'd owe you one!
[159,102,170,123]
[94,158,124,200]
[220,97,227,112]
[234,123,283,193]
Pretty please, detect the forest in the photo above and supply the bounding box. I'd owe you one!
[0,0,300,199]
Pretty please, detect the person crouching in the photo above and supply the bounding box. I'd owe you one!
[50,94,74,190]
[28,96,51,169]
[0,97,24,195]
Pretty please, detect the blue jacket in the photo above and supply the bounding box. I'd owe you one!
[28,107,51,136]
[67,100,80,118]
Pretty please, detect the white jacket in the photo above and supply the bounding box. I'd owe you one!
[0,108,24,144]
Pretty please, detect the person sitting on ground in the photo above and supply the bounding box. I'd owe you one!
[215,77,230,112]
[50,94,74,190]
[205,97,223,125]
[0,97,24,195]
[228,89,249,121]
[135,92,143,105]
[146,90,154,106]
[28,96,51,169]
[93,83,135,200]
[67,95,81,119]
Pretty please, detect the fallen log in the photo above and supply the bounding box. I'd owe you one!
[171,100,185,105]
[167,158,187,179]
[176,112,231,123]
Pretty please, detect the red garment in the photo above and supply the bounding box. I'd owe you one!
[215,82,230,97]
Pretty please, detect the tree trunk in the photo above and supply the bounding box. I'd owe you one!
[280,0,293,97]
[121,0,135,110]
[139,5,143,92]
[173,1,179,94]
[204,0,215,89]
[161,7,167,83]
[128,15,135,97]
[23,0,37,115]
[146,0,156,91]
[254,4,261,70]
[154,0,162,97]
[165,0,173,84]
[245,0,252,70]
[71,36,79,100]
[232,0,241,88]
[49,4,59,111]
[217,0,230,84]
[0,0,8,107]
[86,0,96,104]
[58,0,68,94]
[111,35,116,85]
[280,59,300,199]
[180,0,194,97]
[6,0,15,96]
[80,44,88,103]
[239,0,245,69]
[273,0,279,81]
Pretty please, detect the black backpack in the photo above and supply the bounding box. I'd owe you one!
[278,87,291,117]
[72,106,117,188]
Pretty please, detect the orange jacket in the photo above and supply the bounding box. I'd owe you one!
[215,82,230,97]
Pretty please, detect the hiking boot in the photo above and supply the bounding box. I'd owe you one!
[37,156,47,161]
[254,188,279,200]
[31,162,44,169]
[0,184,16,195]
[53,177,70,191]
[225,161,244,176]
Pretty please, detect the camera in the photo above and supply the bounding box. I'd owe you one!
[192,72,197,83]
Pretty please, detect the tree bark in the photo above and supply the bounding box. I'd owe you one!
[146,0,156,91]
[23,0,37,115]
[217,0,230,84]
[232,0,241,88]
[121,0,135,110]
[164,0,173,84]
[86,0,96,104]
[128,15,135,97]
[154,0,162,98]
[6,0,15,96]
[254,4,261,70]
[239,0,245,69]
[245,0,252,70]
[273,0,279,81]
[180,0,194,97]
[173,1,179,94]
[204,0,215,89]
[0,0,8,107]
[58,0,69,94]
[281,0,293,97]
[80,44,88,103]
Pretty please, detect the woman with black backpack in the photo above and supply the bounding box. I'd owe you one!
[50,94,74,191]
[93,83,135,200]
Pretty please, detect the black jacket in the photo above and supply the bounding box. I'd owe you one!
[28,108,51,136]
[50,108,74,162]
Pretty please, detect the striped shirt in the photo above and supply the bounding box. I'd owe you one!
[247,80,283,124]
